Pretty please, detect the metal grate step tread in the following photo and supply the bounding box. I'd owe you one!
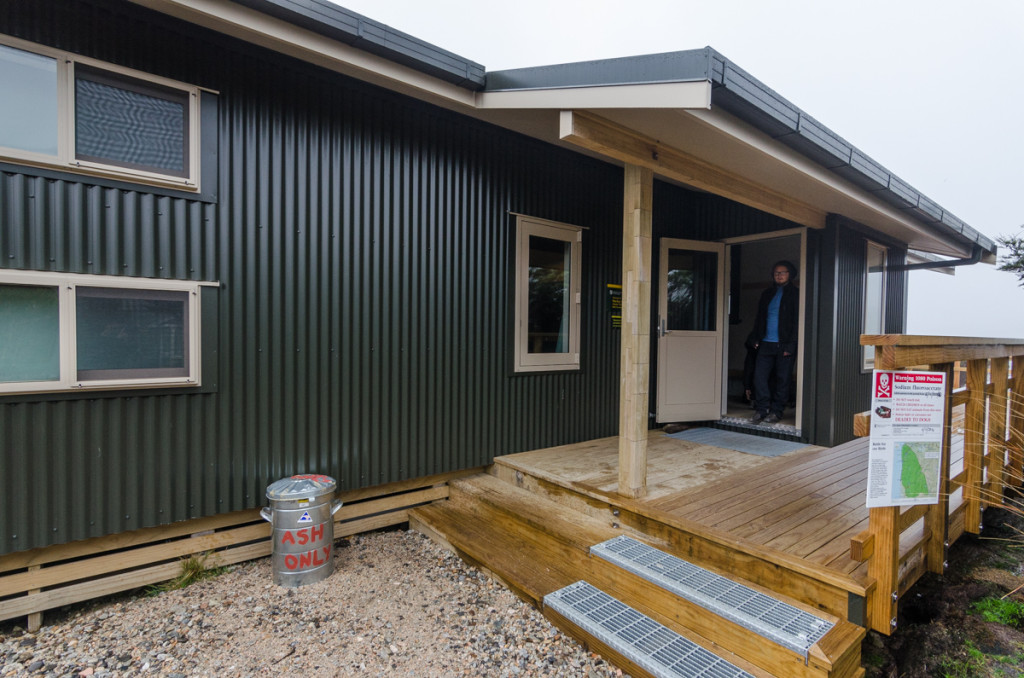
[591,535,834,660]
[545,580,756,678]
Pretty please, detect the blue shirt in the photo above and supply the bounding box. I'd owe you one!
[763,286,784,342]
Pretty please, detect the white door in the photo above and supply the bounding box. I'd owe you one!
[656,239,726,422]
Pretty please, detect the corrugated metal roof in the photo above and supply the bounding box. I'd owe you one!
[135,3,993,260]
[485,47,996,259]
[232,0,486,89]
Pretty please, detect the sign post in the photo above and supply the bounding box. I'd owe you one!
[866,370,946,508]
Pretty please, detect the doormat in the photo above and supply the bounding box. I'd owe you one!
[665,427,807,457]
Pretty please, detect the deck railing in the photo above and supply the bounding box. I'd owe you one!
[850,335,1024,635]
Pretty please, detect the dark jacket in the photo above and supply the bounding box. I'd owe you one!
[752,283,799,355]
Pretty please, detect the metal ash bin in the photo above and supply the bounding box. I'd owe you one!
[260,474,342,587]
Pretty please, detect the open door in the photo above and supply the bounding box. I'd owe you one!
[656,239,726,422]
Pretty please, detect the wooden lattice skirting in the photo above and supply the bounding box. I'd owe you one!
[0,469,479,630]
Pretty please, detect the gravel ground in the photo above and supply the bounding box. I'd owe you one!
[0,530,624,677]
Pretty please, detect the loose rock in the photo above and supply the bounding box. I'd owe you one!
[0,530,625,676]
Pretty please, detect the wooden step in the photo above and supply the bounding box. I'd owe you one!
[546,581,767,678]
[411,473,865,678]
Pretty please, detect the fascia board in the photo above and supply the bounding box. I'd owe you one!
[129,0,477,109]
[476,81,712,110]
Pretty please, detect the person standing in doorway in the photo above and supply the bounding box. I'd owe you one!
[749,260,799,425]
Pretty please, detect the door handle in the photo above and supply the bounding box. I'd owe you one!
[659,318,667,337]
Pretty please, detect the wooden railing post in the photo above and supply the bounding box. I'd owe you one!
[1008,358,1024,487]
[988,358,1010,507]
[964,359,988,534]
[925,362,953,575]
[867,506,900,634]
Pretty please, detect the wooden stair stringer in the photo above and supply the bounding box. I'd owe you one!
[411,484,771,677]
[491,458,869,624]
[412,473,865,678]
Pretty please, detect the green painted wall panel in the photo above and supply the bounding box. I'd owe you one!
[0,0,626,554]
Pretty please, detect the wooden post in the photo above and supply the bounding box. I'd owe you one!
[925,363,953,575]
[867,506,900,634]
[1009,358,1024,487]
[988,358,1010,506]
[27,565,42,632]
[618,164,653,499]
[964,359,987,533]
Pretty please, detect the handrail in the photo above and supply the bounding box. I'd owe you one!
[852,335,1024,634]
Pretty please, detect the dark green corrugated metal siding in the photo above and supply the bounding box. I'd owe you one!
[815,216,908,446]
[0,0,623,554]
[885,249,908,334]
[831,223,868,444]
[652,184,801,241]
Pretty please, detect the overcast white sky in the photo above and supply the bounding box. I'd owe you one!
[339,0,1024,337]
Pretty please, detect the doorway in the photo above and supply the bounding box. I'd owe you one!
[654,230,805,432]
[722,232,805,431]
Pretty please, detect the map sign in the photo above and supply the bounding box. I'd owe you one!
[866,370,946,508]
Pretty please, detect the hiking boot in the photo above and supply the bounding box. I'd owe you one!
[750,411,767,424]
[764,412,781,424]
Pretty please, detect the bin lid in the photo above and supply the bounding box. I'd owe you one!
[266,474,337,501]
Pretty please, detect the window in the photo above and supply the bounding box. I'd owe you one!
[0,271,203,394]
[514,216,582,372]
[0,34,200,189]
[863,241,887,370]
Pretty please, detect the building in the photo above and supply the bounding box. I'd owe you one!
[0,0,996,560]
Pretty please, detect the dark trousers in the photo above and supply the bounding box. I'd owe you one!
[753,342,795,416]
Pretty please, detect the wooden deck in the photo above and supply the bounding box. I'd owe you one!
[648,437,870,579]
[493,431,874,602]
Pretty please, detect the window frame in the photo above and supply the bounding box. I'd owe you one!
[513,215,583,373]
[862,240,888,371]
[0,33,201,191]
[0,270,205,395]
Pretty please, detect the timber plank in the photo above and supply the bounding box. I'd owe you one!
[815,524,872,573]
[861,335,1024,347]
[715,458,867,536]
[561,110,827,228]
[0,509,261,574]
[0,522,270,597]
[337,468,481,504]
[584,557,854,678]
[0,475,454,627]
[0,486,444,598]
[448,474,622,549]
[741,485,868,559]
[765,486,873,557]
[334,485,447,522]
[743,469,869,543]
[663,441,865,519]
[420,475,861,678]
[681,449,866,529]
[502,458,868,602]
[409,500,579,607]
[0,540,270,622]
